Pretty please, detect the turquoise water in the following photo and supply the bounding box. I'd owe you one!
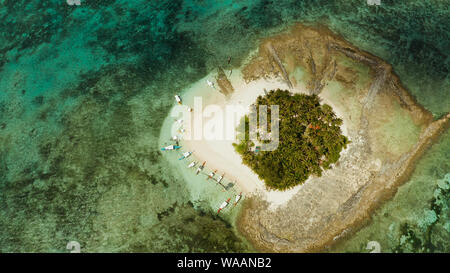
[0,0,448,252]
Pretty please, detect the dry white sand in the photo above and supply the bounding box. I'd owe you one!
[169,69,348,209]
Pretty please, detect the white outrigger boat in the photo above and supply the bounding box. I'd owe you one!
[174,95,182,104]
[216,173,224,184]
[196,161,206,175]
[160,145,181,151]
[207,170,217,181]
[187,161,196,168]
[234,192,243,207]
[206,80,216,89]
[217,198,231,214]
[216,173,227,190]
[178,151,192,160]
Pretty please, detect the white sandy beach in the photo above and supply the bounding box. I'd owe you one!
[169,69,349,209]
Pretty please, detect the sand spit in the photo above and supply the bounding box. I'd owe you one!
[234,24,449,252]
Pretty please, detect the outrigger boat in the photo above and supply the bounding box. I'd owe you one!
[174,95,182,105]
[216,173,224,184]
[178,151,192,160]
[187,161,196,168]
[234,192,243,207]
[206,80,215,89]
[207,170,217,180]
[196,161,206,175]
[214,173,225,191]
[217,198,231,214]
[160,145,181,151]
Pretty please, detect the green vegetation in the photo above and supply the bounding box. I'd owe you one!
[233,89,349,190]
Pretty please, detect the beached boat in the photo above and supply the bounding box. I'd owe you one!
[187,161,196,168]
[234,192,242,206]
[178,151,192,160]
[216,173,224,183]
[207,170,217,180]
[160,145,181,151]
[196,161,206,175]
[217,198,231,214]
[206,80,215,89]
[174,95,182,104]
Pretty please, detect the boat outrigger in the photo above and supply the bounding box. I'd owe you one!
[178,151,192,160]
[196,161,206,175]
[217,181,227,191]
[160,145,181,151]
[217,198,231,214]
[174,95,182,105]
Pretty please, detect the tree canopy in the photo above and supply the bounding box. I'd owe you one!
[233,89,349,190]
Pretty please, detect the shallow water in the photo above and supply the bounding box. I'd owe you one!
[330,129,450,253]
[0,0,448,252]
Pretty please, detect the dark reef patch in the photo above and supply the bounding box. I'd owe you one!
[32,95,44,106]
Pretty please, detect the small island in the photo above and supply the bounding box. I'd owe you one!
[233,89,349,190]
[163,24,450,253]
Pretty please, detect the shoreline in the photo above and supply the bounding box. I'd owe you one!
[161,23,449,252]
[317,113,450,253]
[172,69,350,209]
[235,24,448,252]
[237,112,449,253]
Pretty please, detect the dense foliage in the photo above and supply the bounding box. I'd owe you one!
[233,89,349,190]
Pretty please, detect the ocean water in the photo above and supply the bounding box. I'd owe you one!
[0,0,448,252]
